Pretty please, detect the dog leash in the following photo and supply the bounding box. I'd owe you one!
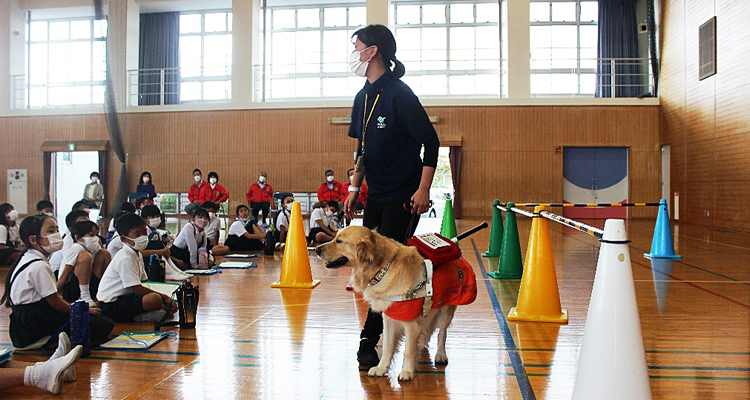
[402,200,434,244]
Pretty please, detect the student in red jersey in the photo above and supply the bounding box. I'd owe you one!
[199,172,229,206]
[317,169,344,203]
[245,171,274,225]
[185,169,205,216]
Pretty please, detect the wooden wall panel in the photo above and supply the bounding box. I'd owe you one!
[660,0,750,231]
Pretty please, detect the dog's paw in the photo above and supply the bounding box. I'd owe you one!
[368,366,388,377]
[397,369,415,381]
[434,351,449,365]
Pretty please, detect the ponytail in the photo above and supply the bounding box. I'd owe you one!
[352,24,406,78]
[391,58,405,79]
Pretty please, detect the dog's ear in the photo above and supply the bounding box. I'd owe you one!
[356,237,375,266]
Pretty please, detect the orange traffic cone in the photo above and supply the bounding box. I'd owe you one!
[507,206,568,324]
[271,201,321,289]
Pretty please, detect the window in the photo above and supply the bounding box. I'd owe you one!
[261,3,366,101]
[530,0,598,97]
[24,17,108,109]
[179,11,233,103]
[392,1,501,98]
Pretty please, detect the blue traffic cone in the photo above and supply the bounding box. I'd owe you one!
[644,199,681,259]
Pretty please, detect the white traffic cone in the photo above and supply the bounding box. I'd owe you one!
[572,219,652,400]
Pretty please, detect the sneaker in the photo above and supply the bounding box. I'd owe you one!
[134,310,167,322]
[26,345,83,394]
[357,338,380,366]
[50,332,76,382]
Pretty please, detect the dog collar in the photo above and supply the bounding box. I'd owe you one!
[368,256,396,286]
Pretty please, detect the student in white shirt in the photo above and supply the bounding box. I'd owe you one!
[224,205,266,252]
[107,210,138,258]
[308,201,339,244]
[106,202,136,245]
[97,214,177,322]
[50,210,90,274]
[0,203,22,266]
[170,207,211,270]
[0,215,113,394]
[199,201,230,256]
[56,221,111,306]
[274,194,294,251]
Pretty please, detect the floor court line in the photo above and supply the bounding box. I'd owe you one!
[471,239,536,400]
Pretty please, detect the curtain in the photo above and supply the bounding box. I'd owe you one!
[138,12,180,105]
[98,151,108,217]
[43,152,52,201]
[449,146,462,219]
[596,0,643,98]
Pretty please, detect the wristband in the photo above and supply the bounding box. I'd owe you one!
[348,186,361,193]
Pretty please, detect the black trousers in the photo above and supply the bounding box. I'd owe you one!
[250,202,271,224]
[360,199,420,341]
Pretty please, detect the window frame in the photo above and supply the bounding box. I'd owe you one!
[178,10,233,103]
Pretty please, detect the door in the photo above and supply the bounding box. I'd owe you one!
[563,147,628,219]
[661,145,670,212]
[53,151,100,222]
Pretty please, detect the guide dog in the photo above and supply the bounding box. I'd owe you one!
[316,226,469,381]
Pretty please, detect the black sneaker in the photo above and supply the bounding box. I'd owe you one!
[357,338,380,366]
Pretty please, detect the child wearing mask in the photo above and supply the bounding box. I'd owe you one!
[308,201,339,244]
[49,210,90,274]
[0,215,114,356]
[36,200,55,217]
[82,172,104,209]
[136,171,156,199]
[199,172,229,206]
[185,169,205,216]
[225,205,266,252]
[199,202,230,256]
[97,213,178,322]
[106,211,132,258]
[274,193,294,250]
[246,172,274,225]
[107,202,136,243]
[134,197,153,215]
[0,203,22,266]
[170,208,211,270]
[57,221,111,306]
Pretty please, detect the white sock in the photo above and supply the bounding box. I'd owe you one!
[79,284,92,302]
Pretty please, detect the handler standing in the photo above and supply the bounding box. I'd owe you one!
[343,24,440,366]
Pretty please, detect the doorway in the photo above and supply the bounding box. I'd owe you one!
[563,147,629,219]
[53,151,100,222]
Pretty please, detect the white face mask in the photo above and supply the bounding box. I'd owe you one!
[82,236,101,254]
[7,210,18,222]
[259,176,266,183]
[143,177,150,183]
[349,47,373,77]
[125,235,149,251]
[91,177,98,183]
[210,178,217,185]
[194,219,207,229]
[44,212,54,217]
[349,175,354,184]
[41,232,63,254]
[325,210,333,217]
[208,212,216,220]
[283,202,292,210]
[147,217,161,228]
[239,216,248,222]
[194,175,202,183]
[327,176,334,183]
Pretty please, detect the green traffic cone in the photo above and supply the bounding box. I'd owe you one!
[483,199,504,257]
[440,199,458,239]
[488,202,524,279]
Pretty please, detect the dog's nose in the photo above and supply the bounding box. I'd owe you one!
[314,247,322,256]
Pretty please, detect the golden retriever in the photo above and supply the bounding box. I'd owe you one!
[316,226,457,381]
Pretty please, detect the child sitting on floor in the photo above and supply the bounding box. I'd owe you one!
[57,220,111,306]
[200,201,229,256]
[96,213,178,322]
[170,207,211,270]
[225,205,266,252]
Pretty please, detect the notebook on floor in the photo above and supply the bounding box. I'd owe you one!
[0,348,12,364]
[99,331,171,351]
[223,254,260,259]
[184,268,220,275]
[216,261,258,269]
[142,282,180,298]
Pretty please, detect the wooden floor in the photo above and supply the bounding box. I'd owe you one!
[1,216,749,399]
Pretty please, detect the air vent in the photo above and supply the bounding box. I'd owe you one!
[698,17,716,80]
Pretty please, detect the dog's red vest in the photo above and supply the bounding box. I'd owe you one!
[384,257,477,321]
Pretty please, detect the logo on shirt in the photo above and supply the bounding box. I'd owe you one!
[377,116,386,129]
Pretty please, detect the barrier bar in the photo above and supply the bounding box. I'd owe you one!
[510,207,536,219]
[509,202,660,208]
[539,211,604,239]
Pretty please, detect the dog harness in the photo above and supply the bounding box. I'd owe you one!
[371,257,477,322]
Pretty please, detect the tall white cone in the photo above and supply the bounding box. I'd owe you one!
[572,219,652,400]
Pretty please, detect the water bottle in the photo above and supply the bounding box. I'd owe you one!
[178,280,198,329]
[198,247,208,269]
[69,300,91,357]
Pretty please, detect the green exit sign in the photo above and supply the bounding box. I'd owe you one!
[68,143,75,151]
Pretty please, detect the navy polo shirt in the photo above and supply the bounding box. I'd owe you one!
[347,71,440,203]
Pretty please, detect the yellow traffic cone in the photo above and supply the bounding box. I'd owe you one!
[507,206,568,324]
[272,201,321,289]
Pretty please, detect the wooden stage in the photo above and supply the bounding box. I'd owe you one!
[0,217,749,399]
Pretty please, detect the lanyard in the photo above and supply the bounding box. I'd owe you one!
[361,93,380,156]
